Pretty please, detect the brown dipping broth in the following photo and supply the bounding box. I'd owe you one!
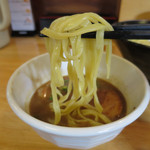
[29,77,126,127]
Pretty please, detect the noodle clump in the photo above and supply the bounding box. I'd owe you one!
[41,12,113,126]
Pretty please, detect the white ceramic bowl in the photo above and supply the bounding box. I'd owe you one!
[7,53,150,149]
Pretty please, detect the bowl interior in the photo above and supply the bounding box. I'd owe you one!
[98,54,147,114]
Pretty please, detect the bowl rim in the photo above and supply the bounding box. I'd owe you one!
[6,53,150,137]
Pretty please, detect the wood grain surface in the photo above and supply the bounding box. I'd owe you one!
[0,36,150,150]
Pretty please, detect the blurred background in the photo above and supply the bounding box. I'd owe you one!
[6,0,150,36]
[6,0,150,82]
[1,0,150,82]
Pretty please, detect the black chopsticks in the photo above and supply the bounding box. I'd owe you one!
[112,24,150,30]
[82,30,150,39]
[40,24,150,39]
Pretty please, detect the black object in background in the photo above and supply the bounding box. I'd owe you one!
[31,0,121,32]
[117,40,150,83]
[114,20,150,83]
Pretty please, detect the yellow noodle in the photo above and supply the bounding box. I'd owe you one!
[41,12,113,126]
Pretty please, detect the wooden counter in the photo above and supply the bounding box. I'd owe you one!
[0,36,150,150]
